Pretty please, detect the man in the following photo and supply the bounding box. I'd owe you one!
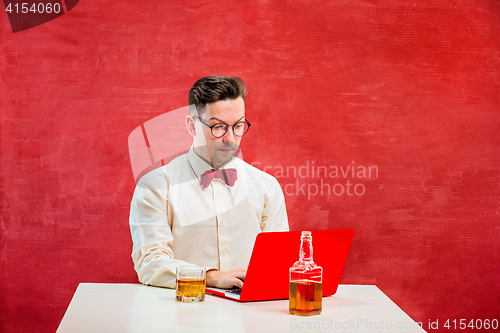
[129,75,289,289]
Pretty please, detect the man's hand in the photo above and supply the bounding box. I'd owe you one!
[206,266,247,289]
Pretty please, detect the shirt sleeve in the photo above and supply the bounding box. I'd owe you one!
[260,177,290,232]
[129,173,200,288]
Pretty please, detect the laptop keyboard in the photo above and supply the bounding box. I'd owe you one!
[226,287,242,295]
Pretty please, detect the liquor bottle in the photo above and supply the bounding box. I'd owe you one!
[289,231,323,316]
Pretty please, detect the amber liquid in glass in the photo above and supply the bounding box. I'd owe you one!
[289,280,322,316]
[176,278,206,302]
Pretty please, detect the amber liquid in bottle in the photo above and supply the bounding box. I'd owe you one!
[289,231,323,316]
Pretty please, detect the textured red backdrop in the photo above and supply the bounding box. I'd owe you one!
[1,0,499,332]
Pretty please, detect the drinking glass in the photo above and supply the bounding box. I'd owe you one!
[176,267,206,302]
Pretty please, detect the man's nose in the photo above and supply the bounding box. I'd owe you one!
[222,127,236,143]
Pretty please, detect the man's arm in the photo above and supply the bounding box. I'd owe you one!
[130,175,202,288]
[260,177,290,232]
[130,174,244,289]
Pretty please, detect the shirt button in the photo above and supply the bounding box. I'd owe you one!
[219,220,224,225]
[222,249,228,255]
[216,192,220,198]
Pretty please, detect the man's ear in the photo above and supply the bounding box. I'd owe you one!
[185,115,196,137]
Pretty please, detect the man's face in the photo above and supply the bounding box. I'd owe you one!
[191,97,246,169]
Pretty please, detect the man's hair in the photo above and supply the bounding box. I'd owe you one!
[188,75,247,116]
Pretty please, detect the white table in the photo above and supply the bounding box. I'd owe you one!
[57,284,426,333]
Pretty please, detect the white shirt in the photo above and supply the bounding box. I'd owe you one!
[129,148,289,288]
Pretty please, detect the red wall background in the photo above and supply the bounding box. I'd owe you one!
[1,0,499,332]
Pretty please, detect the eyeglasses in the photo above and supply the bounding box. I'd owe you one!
[194,116,251,138]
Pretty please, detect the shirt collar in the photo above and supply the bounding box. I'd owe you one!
[187,146,238,179]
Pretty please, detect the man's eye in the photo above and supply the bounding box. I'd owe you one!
[234,123,244,129]
[213,124,226,131]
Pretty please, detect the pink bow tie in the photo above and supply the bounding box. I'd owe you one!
[200,168,238,188]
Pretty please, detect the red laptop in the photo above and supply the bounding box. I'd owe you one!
[205,229,355,302]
